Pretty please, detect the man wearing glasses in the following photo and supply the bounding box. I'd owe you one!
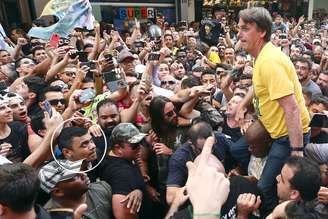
[57,64,77,87]
[39,86,66,114]
[160,75,176,91]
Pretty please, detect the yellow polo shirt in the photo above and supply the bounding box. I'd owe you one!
[252,42,310,139]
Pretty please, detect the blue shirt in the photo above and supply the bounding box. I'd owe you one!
[166,132,232,187]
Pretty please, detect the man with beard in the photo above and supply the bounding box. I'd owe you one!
[317,71,328,96]
[294,57,322,97]
[39,159,113,219]
[145,96,190,215]
[92,99,121,155]
[91,84,148,155]
[170,61,186,81]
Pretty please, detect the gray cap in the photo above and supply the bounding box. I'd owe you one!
[112,123,147,144]
[38,159,84,193]
[118,49,134,63]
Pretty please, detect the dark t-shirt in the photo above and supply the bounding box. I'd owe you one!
[28,102,42,118]
[220,176,261,219]
[0,121,29,163]
[93,129,113,156]
[35,204,52,219]
[100,155,145,195]
[311,131,328,144]
[172,176,261,219]
[167,132,231,187]
[222,119,242,143]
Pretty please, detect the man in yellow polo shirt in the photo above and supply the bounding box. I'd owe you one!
[235,7,310,216]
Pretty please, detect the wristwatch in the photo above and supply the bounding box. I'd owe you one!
[291,147,304,152]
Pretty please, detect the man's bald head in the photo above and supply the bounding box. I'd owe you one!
[245,120,271,158]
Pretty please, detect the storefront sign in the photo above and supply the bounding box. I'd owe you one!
[118,7,155,19]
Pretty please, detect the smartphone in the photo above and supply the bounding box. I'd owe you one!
[48,208,73,219]
[0,81,7,91]
[44,100,53,118]
[103,68,127,92]
[69,51,78,59]
[49,33,60,49]
[116,45,124,53]
[148,53,160,61]
[86,61,97,78]
[104,23,115,33]
[310,113,328,128]
[77,51,88,62]
[79,88,96,104]
[134,41,145,48]
[279,34,287,39]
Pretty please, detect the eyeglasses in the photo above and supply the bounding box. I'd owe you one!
[48,99,65,106]
[161,80,176,85]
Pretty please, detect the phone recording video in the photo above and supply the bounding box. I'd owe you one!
[79,88,96,104]
[77,51,89,63]
[103,68,127,92]
[44,100,53,118]
[148,53,160,61]
[279,34,287,39]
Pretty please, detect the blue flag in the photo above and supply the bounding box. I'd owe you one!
[28,0,95,40]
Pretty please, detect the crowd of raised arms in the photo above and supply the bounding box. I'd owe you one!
[1,3,328,219]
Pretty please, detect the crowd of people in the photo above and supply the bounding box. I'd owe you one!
[1,3,328,219]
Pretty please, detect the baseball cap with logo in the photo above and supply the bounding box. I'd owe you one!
[38,159,85,193]
[112,123,147,144]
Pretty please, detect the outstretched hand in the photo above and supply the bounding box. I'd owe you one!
[186,136,230,213]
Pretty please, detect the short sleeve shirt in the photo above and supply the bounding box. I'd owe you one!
[253,42,310,138]
[100,155,145,195]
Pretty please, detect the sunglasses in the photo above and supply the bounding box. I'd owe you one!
[161,80,176,85]
[48,99,65,106]
[165,110,175,118]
